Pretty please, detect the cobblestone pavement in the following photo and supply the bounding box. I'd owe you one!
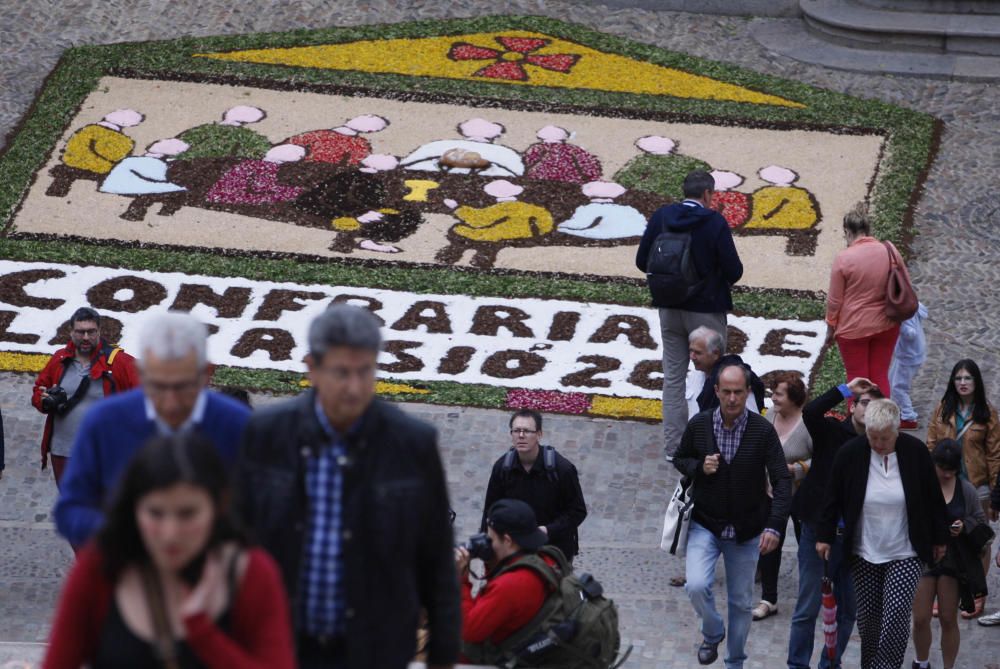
[2,1,1000,667]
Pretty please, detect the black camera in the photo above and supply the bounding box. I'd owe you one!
[459,532,494,562]
[41,386,70,415]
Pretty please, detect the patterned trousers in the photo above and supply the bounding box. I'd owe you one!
[850,556,923,669]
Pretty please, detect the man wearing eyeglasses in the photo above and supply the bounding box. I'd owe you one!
[32,307,140,488]
[480,409,588,562]
[53,312,250,548]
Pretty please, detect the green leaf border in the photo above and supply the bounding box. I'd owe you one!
[0,14,935,415]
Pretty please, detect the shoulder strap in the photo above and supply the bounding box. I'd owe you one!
[501,448,517,481]
[139,564,182,669]
[492,552,562,591]
[542,445,559,482]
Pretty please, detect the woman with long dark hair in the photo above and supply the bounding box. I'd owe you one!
[926,359,1000,619]
[43,433,294,669]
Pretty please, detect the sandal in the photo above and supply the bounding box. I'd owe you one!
[932,598,939,618]
[669,575,686,587]
[752,600,778,620]
[961,596,985,619]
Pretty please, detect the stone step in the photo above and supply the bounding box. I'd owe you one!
[752,17,1000,80]
[801,0,1000,55]
[856,0,1000,13]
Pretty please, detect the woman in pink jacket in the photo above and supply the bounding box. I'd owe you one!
[826,203,909,399]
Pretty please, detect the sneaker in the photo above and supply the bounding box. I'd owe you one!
[752,600,778,620]
[910,662,931,669]
[899,419,919,430]
[978,609,1000,626]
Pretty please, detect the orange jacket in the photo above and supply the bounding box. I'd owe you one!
[926,401,1000,490]
[31,340,140,469]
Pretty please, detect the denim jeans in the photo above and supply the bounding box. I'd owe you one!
[685,521,760,669]
[787,522,857,669]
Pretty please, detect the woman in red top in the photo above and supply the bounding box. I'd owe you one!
[43,433,294,669]
[826,203,908,400]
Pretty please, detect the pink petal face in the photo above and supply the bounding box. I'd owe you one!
[581,181,625,199]
[147,138,189,156]
[104,109,144,127]
[459,118,504,140]
[223,105,265,125]
[361,153,399,171]
[758,165,797,186]
[264,144,306,163]
[635,135,675,155]
[346,114,388,133]
[710,170,743,191]
[536,125,569,142]
[483,179,523,198]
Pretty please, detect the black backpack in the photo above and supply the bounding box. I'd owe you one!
[644,225,708,307]
[501,445,559,483]
[462,546,631,669]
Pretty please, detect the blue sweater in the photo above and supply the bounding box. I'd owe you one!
[635,201,743,312]
[54,388,251,546]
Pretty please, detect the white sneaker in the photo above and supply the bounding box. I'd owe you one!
[978,609,1000,626]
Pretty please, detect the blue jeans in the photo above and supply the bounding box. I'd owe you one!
[787,522,857,669]
[685,521,760,669]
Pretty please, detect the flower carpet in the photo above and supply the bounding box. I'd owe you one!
[0,16,939,420]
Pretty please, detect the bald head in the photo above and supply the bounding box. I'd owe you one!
[715,363,750,425]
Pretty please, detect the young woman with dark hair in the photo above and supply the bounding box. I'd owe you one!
[926,359,1000,619]
[910,440,990,669]
[43,433,294,669]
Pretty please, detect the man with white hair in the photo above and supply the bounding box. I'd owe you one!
[53,312,251,548]
[689,326,765,414]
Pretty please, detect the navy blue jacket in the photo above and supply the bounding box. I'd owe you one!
[54,388,251,546]
[635,201,743,312]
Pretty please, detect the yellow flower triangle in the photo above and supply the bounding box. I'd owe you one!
[196,31,804,108]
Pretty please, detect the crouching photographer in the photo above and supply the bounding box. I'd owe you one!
[456,499,627,668]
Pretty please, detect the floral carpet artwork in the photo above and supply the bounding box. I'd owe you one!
[0,16,939,419]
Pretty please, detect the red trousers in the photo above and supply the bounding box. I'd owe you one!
[836,324,901,399]
[51,454,70,489]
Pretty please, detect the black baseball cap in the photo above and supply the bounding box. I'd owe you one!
[486,499,547,551]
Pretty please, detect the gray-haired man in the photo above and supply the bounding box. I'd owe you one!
[236,305,460,669]
[53,311,251,547]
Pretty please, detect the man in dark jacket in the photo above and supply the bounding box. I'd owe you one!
[786,377,881,669]
[480,409,588,562]
[636,170,743,460]
[674,363,791,668]
[235,305,460,669]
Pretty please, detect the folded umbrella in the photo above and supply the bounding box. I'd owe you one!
[821,560,838,661]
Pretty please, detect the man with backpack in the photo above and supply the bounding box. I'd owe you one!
[636,170,744,461]
[459,499,625,668]
[481,410,588,562]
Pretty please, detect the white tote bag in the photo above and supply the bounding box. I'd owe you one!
[660,478,695,557]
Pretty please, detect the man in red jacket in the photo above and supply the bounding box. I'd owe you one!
[32,307,139,486]
[456,499,556,654]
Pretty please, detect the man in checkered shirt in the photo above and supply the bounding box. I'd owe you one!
[236,305,460,669]
[673,363,792,669]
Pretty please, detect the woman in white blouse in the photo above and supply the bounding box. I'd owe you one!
[816,399,949,669]
[753,373,812,620]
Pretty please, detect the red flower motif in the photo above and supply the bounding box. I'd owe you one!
[448,36,580,82]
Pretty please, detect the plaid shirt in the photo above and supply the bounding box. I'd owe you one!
[300,400,352,637]
[712,407,748,539]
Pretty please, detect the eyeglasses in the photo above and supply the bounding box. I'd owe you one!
[510,428,538,435]
[145,378,202,396]
[954,376,974,382]
[72,328,99,337]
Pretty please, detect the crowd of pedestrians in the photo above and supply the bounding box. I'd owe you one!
[2,167,994,669]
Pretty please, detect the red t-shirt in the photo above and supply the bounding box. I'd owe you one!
[461,553,556,646]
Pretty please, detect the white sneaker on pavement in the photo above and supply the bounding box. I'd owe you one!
[978,609,1000,626]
